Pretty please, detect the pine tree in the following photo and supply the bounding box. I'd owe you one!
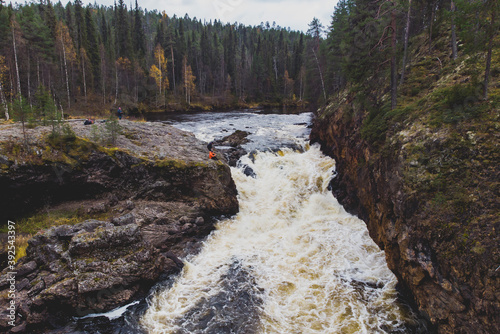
[12,96,31,144]
[307,18,326,102]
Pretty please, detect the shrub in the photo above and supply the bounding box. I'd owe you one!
[104,117,122,146]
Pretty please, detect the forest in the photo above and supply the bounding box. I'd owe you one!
[0,0,321,120]
[0,0,498,121]
[323,0,498,111]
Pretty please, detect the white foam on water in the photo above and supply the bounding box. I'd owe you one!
[141,143,414,333]
[77,300,140,321]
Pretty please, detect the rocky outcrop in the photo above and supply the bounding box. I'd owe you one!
[0,219,177,332]
[213,130,251,166]
[0,120,238,222]
[311,104,499,333]
[0,120,239,333]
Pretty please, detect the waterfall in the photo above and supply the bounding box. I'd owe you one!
[141,143,417,333]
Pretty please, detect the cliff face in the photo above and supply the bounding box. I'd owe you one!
[0,120,238,222]
[0,120,239,333]
[311,99,499,333]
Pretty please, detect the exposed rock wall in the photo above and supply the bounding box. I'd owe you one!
[310,105,499,333]
[0,121,239,333]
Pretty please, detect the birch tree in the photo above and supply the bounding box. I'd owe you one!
[11,17,22,102]
[0,56,9,120]
[150,44,168,106]
[56,21,76,111]
[451,1,458,60]
[400,0,412,85]
[182,55,196,105]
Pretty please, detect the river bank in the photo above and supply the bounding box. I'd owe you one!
[0,120,239,333]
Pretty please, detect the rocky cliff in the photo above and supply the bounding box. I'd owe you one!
[0,120,238,333]
[311,92,499,333]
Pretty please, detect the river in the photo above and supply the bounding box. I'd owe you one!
[71,109,425,333]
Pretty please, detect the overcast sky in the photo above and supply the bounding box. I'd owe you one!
[10,0,338,33]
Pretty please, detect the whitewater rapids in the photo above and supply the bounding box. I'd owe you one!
[141,143,416,333]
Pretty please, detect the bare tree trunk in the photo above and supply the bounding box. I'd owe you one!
[273,56,278,81]
[37,59,40,88]
[27,51,32,110]
[299,66,306,101]
[100,44,106,104]
[135,67,138,103]
[299,75,303,101]
[391,9,397,110]
[9,72,14,103]
[400,0,412,85]
[114,61,118,105]
[0,80,9,120]
[428,1,436,54]
[170,45,176,93]
[81,51,87,104]
[159,53,162,106]
[311,48,327,102]
[484,7,496,100]
[12,21,22,102]
[102,61,106,104]
[451,1,458,60]
[60,29,70,110]
[185,61,188,104]
[103,70,106,104]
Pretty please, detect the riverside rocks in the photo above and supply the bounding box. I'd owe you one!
[0,120,239,333]
[213,130,251,166]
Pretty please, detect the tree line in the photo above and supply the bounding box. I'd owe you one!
[0,0,327,121]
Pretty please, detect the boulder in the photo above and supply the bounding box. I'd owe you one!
[0,219,178,333]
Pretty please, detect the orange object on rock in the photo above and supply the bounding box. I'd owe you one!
[209,151,216,159]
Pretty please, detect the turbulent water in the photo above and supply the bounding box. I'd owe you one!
[139,111,419,333]
[71,110,421,333]
[147,109,312,152]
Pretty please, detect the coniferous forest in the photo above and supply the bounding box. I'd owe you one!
[0,0,498,119]
[0,0,320,118]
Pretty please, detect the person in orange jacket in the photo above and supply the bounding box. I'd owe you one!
[209,149,217,159]
[207,141,217,159]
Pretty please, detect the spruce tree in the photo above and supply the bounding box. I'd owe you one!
[133,0,145,60]
[84,7,100,91]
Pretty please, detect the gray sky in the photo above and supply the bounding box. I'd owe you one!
[10,0,338,33]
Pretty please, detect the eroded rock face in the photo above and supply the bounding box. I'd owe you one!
[0,121,239,333]
[0,219,178,332]
[310,108,499,333]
